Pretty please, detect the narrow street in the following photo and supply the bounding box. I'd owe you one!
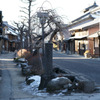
[53,51,100,85]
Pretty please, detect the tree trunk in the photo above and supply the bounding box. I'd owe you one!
[39,43,54,90]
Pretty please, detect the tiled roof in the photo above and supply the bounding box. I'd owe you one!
[69,18,100,31]
[83,2,98,13]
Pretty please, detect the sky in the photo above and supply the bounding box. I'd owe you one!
[0,0,100,24]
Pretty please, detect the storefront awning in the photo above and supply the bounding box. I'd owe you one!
[88,31,100,38]
[69,35,88,40]
[2,36,9,41]
[65,35,88,41]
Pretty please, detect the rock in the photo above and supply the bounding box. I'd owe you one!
[21,63,43,76]
[94,87,100,93]
[47,77,71,92]
[14,57,27,63]
[63,74,75,82]
[21,63,28,68]
[16,49,31,58]
[21,65,32,76]
[18,58,27,63]
[26,76,35,85]
[75,75,95,93]
[83,81,95,93]
[53,67,67,74]
[13,57,18,62]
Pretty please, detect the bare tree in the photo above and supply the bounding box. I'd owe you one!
[13,2,68,89]
[13,21,26,50]
[20,0,36,52]
[31,8,68,89]
[31,8,67,48]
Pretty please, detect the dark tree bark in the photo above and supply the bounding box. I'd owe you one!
[39,43,55,90]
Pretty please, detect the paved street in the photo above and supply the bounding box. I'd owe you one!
[53,51,100,85]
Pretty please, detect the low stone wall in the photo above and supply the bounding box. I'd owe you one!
[52,67,95,93]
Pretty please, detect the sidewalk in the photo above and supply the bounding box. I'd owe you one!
[0,52,34,100]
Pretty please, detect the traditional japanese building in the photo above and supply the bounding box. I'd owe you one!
[66,2,100,57]
[0,21,19,53]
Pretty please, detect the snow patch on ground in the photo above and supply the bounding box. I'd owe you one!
[22,75,100,100]
[22,75,49,96]
[52,77,68,82]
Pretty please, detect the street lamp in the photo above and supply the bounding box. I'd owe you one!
[37,12,48,55]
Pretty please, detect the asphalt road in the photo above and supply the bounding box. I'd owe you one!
[53,51,100,85]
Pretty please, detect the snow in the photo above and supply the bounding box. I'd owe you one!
[52,77,60,81]
[28,76,41,84]
[52,77,69,81]
[22,75,49,96]
[22,75,100,100]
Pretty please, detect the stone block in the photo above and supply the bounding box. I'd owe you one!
[47,77,71,92]
[18,58,27,63]
[75,76,95,93]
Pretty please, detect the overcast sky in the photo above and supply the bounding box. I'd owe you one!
[0,0,100,24]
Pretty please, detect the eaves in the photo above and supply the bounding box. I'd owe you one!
[68,15,94,27]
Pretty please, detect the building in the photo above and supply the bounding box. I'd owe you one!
[0,21,19,53]
[66,2,100,57]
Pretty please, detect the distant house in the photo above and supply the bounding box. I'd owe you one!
[51,24,70,51]
[66,2,100,57]
[0,22,9,53]
[0,21,19,53]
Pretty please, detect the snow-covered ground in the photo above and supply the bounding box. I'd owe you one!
[22,75,100,100]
